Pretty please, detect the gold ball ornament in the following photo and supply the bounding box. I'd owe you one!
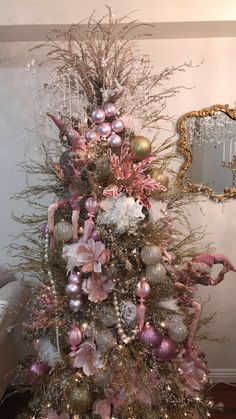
[130,136,152,161]
[68,385,94,414]
[151,169,169,188]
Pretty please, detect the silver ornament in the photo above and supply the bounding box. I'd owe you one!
[97,306,117,327]
[95,329,117,353]
[141,245,162,266]
[146,263,166,284]
[167,319,188,343]
[120,301,137,324]
[54,220,73,242]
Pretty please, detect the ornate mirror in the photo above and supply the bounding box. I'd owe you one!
[177,104,236,201]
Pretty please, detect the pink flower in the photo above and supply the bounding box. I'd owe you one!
[73,340,104,376]
[104,145,166,208]
[93,398,112,419]
[82,273,115,302]
[76,239,110,273]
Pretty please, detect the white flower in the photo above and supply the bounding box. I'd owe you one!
[98,195,145,234]
[148,199,168,222]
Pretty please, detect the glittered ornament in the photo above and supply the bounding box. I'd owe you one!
[108,133,122,148]
[130,136,152,161]
[97,122,112,137]
[91,108,105,124]
[69,297,83,312]
[92,369,110,388]
[103,102,116,117]
[111,118,124,133]
[68,385,94,414]
[146,263,166,284]
[120,301,137,324]
[141,245,162,266]
[151,169,169,188]
[30,362,49,376]
[97,305,117,327]
[139,323,163,348]
[153,336,176,361]
[65,282,81,298]
[54,220,73,242]
[95,329,117,353]
[167,318,188,343]
[85,129,99,142]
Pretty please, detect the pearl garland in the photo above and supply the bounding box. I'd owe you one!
[43,228,61,357]
[113,293,138,344]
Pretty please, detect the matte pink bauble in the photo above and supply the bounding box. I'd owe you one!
[91,108,105,124]
[85,129,99,142]
[85,197,99,214]
[68,325,83,351]
[97,122,112,137]
[111,118,124,133]
[139,323,163,348]
[153,336,177,361]
[103,102,116,117]
[135,278,151,298]
[108,133,122,148]
[65,283,81,298]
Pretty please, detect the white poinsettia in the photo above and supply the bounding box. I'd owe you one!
[98,195,145,234]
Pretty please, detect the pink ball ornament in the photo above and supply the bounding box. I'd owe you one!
[68,272,81,284]
[97,122,112,137]
[111,118,124,133]
[65,282,81,298]
[68,325,83,354]
[69,297,83,312]
[153,336,177,361]
[139,323,163,348]
[135,277,151,299]
[103,102,116,118]
[85,196,99,215]
[90,230,101,241]
[85,129,99,142]
[91,108,105,124]
[108,133,122,148]
[30,362,49,376]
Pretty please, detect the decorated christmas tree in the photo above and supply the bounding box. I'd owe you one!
[11,8,236,419]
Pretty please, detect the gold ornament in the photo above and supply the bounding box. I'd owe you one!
[68,385,94,414]
[130,136,152,161]
[151,169,169,188]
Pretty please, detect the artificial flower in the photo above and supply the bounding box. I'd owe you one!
[82,273,115,302]
[98,195,145,234]
[73,340,104,376]
[63,239,110,273]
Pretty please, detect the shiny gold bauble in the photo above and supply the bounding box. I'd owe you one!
[68,385,94,414]
[129,136,152,161]
[151,169,169,188]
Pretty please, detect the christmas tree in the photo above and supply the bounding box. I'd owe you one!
[11,8,235,419]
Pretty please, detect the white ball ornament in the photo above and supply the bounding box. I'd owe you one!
[141,245,162,266]
[54,220,73,242]
[167,318,188,343]
[145,263,166,284]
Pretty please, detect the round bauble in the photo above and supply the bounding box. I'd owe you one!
[135,278,151,298]
[111,118,124,133]
[65,283,81,298]
[68,272,81,285]
[97,305,117,327]
[30,362,48,376]
[103,102,116,118]
[145,263,166,284]
[97,122,112,137]
[68,385,94,413]
[141,245,162,266]
[85,129,99,143]
[108,133,122,148]
[91,108,105,124]
[85,196,99,214]
[95,329,117,353]
[96,157,111,178]
[92,369,110,388]
[69,298,83,312]
[139,323,163,348]
[153,336,176,361]
[167,318,188,343]
[130,136,152,161]
[151,169,169,188]
[54,220,73,242]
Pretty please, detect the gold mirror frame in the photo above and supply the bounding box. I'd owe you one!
[176,104,236,202]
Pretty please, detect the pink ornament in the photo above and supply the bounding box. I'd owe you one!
[68,325,83,356]
[85,197,99,215]
[135,278,151,299]
[69,297,83,312]
[40,222,48,236]
[68,272,81,284]
[91,108,106,124]
[30,362,49,376]
[65,283,81,298]
[91,230,101,241]
[83,218,94,243]
[108,133,122,148]
[139,323,163,348]
[153,336,177,361]
[103,102,116,117]
[85,129,99,142]
[111,118,124,133]
[97,122,112,137]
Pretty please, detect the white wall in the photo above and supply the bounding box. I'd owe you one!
[1,1,236,371]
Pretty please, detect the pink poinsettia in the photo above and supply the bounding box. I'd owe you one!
[73,340,104,376]
[76,239,110,273]
[104,145,166,208]
[82,273,115,302]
